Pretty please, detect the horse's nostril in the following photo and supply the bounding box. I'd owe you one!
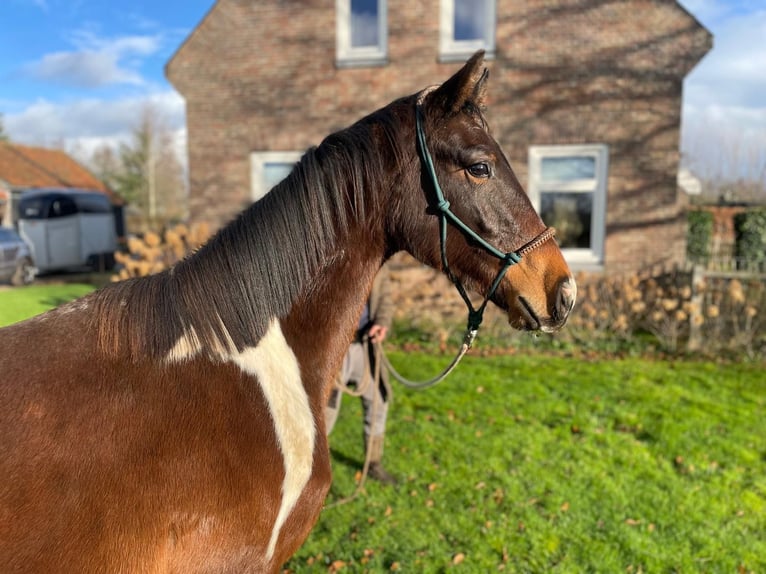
[556,278,577,318]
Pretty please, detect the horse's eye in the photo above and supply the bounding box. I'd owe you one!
[467,163,490,178]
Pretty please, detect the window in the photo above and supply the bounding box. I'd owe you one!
[48,196,78,218]
[250,152,302,202]
[336,0,387,67]
[440,0,495,61]
[73,193,112,214]
[528,145,609,268]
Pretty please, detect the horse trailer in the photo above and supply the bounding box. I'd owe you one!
[17,189,119,273]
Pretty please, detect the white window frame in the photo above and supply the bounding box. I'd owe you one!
[528,144,609,269]
[439,0,496,62]
[250,151,302,202]
[336,0,387,67]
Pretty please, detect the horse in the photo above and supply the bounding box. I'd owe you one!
[0,51,575,573]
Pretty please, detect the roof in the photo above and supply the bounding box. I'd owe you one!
[0,142,123,205]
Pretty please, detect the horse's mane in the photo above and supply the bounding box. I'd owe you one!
[93,99,411,360]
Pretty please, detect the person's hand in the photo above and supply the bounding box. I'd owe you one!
[368,324,388,343]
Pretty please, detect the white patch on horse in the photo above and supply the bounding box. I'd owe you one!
[165,327,203,362]
[231,319,315,562]
[165,315,236,362]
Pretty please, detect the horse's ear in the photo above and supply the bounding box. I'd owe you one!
[430,50,489,114]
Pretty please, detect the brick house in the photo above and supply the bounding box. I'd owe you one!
[166,0,711,274]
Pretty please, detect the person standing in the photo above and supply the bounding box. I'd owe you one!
[325,265,396,485]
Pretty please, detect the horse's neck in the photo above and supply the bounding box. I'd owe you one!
[279,228,386,403]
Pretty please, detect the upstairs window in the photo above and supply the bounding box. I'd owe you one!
[528,144,609,269]
[250,152,302,202]
[336,0,387,67]
[440,0,496,61]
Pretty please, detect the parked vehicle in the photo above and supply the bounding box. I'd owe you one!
[17,189,117,273]
[0,227,36,286]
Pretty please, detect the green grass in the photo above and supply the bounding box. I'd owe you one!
[287,353,765,573]
[0,283,95,327]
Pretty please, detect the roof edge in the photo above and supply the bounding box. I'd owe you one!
[165,1,219,90]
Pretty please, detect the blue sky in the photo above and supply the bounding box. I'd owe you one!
[1,0,765,181]
[1,0,211,154]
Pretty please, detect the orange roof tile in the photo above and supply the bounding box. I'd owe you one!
[0,142,123,205]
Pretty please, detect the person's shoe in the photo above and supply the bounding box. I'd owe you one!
[367,462,398,485]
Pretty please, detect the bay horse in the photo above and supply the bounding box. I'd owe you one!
[0,51,575,573]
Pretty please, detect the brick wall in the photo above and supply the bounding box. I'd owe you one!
[167,0,711,274]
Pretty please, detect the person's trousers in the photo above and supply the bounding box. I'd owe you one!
[325,341,389,458]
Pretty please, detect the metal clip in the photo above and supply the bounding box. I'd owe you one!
[463,328,478,349]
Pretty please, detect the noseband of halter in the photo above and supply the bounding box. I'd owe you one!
[414,99,556,340]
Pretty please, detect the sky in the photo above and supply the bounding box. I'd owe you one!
[1,0,765,182]
[1,0,211,158]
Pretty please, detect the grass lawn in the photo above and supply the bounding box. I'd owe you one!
[286,353,765,573]
[0,283,95,327]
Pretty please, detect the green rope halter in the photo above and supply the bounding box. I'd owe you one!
[380,101,557,391]
[415,104,523,338]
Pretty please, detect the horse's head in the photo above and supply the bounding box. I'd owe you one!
[398,51,575,332]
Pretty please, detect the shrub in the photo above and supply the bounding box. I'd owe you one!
[687,210,713,264]
[734,208,766,271]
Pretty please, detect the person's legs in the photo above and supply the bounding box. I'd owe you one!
[361,343,396,484]
[325,343,366,435]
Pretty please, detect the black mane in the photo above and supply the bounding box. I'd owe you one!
[93,99,411,360]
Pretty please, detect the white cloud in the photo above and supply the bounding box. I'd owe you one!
[5,90,187,164]
[23,29,161,88]
[27,50,144,88]
[68,29,160,57]
[680,2,766,180]
[685,10,766,107]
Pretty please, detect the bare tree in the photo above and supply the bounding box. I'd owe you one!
[89,144,123,193]
[85,105,187,232]
[683,114,766,195]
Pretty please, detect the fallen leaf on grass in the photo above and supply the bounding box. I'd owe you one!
[452,552,465,565]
